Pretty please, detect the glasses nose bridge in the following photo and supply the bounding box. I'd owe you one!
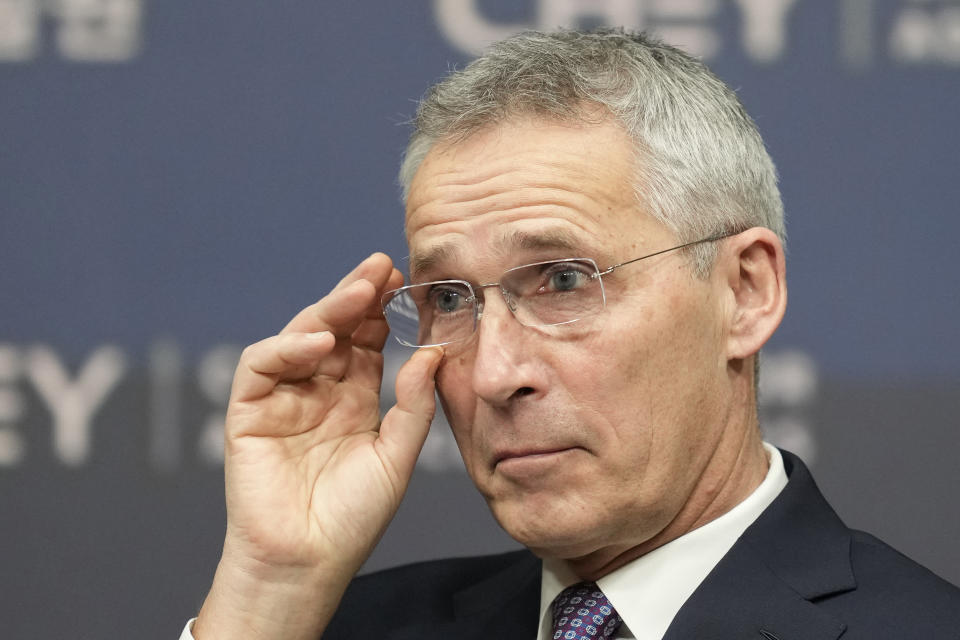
[474,280,519,320]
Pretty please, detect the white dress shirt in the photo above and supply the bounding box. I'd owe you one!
[535,443,787,640]
[181,444,787,640]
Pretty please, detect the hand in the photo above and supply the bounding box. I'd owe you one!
[193,253,443,640]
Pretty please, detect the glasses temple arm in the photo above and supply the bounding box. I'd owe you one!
[597,231,738,276]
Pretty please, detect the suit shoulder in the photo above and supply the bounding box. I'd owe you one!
[820,529,960,636]
[349,548,536,596]
[848,529,960,601]
[324,549,538,637]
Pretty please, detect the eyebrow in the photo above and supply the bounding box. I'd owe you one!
[409,228,586,280]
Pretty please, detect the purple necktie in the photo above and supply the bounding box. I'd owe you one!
[550,582,623,640]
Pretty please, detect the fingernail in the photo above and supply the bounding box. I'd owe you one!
[306,331,331,341]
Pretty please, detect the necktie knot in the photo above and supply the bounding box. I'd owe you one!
[550,582,622,640]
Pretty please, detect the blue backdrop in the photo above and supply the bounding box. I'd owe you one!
[2,2,958,637]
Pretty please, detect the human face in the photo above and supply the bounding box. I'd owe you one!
[405,118,737,569]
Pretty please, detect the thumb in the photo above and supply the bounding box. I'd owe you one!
[376,347,444,485]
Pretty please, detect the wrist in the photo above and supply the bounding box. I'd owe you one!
[192,551,352,640]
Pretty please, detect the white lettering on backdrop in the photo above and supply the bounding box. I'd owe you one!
[0,340,818,473]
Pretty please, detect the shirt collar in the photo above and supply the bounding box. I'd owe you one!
[536,443,788,640]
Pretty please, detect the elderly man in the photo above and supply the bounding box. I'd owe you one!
[185,30,959,639]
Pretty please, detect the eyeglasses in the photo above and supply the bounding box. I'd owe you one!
[381,232,735,348]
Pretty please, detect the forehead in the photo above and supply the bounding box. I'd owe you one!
[404,117,666,279]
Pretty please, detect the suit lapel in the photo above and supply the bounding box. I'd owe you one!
[664,451,856,640]
[663,539,847,640]
[439,453,856,640]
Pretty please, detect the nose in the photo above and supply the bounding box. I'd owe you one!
[469,289,541,406]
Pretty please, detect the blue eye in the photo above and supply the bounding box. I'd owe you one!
[437,291,461,312]
[540,263,593,293]
[429,285,470,313]
[550,269,587,291]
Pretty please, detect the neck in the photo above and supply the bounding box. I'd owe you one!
[565,413,769,582]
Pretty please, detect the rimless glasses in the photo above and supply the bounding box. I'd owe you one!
[381,232,735,349]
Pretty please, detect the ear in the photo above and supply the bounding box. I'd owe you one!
[719,227,787,360]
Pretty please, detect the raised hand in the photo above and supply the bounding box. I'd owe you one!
[193,253,443,640]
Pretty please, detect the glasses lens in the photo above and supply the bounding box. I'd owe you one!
[500,259,604,326]
[382,280,476,347]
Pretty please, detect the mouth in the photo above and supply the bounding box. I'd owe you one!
[492,447,582,475]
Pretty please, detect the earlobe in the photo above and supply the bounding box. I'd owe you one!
[724,228,787,360]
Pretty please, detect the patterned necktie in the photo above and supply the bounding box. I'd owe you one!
[550,582,623,640]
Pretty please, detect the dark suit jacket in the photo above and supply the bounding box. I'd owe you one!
[324,451,960,639]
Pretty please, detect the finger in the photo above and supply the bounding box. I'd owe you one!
[281,278,378,340]
[274,263,403,389]
[351,315,390,352]
[283,254,395,335]
[231,331,336,403]
[331,266,405,386]
[375,347,444,487]
[331,267,407,390]
[351,267,406,352]
[345,273,402,384]
[376,267,406,313]
[334,252,396,293]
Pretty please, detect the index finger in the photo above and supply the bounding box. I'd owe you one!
[351,266,405,351]
[281,252,396,336]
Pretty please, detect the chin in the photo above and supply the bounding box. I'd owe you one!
[489,494,606,558]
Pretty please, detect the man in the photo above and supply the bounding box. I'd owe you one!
[184,29,959,639]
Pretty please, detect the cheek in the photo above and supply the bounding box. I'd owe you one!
[632,291,727,455]
[597,283,723,437]
[542,330,653,455]
[435,354,471,413]
[434,356,478,454]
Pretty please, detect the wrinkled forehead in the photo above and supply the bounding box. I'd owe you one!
[407,227,585,282]
[403,118,658,280]
[404,113,629,220]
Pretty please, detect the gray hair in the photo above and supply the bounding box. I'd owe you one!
[399,28,785,273]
